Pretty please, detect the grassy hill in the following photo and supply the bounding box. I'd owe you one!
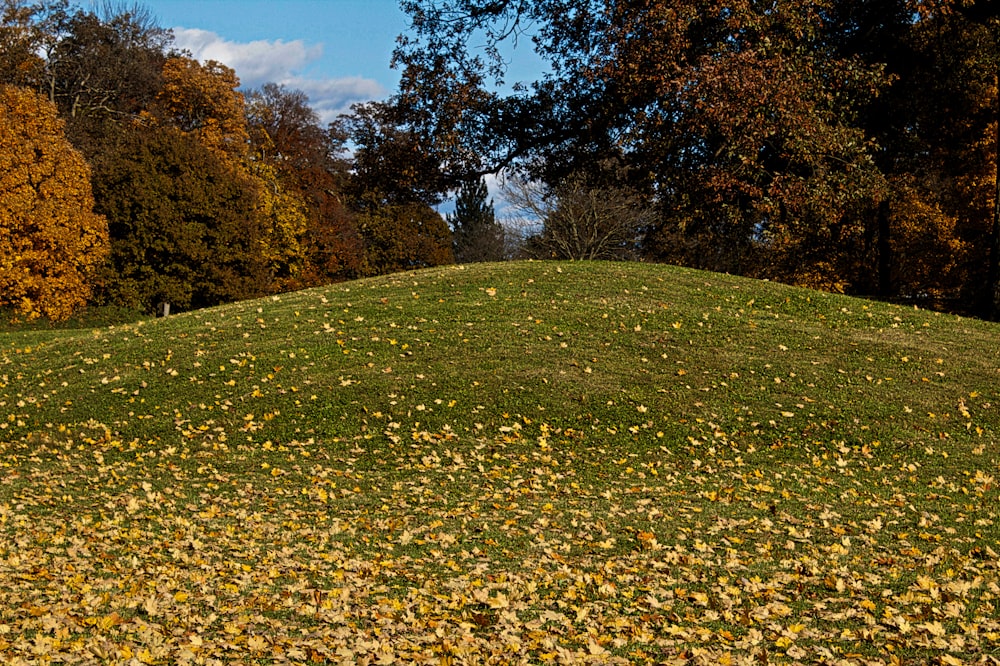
[1,261,998,664]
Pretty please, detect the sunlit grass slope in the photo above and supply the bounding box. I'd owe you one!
[1,261,998,664]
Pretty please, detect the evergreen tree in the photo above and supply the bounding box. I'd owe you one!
[448,178,505,263]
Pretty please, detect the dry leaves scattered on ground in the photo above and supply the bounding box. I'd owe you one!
[1,419,998,665]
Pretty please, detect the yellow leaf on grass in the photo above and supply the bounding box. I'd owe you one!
[921,621,946,637]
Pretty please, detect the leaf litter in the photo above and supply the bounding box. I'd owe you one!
[1,262,998,664]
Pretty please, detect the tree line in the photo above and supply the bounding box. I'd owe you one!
[386,0,1000,319]
[1,0,502,321]
[4,0,1000,321]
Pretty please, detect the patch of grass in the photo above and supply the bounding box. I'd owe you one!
[0,261,998,663]
[0,305,146,333]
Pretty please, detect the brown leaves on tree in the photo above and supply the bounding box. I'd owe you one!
[150,57,250,162]
[246,83,365,286]
[0,84,109,321]
[393,0,1000,316]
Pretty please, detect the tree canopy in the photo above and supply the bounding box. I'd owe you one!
[391,0,1000,317]
[0,83,109,320]
[3,0,1000,319]
[90,124,267,310]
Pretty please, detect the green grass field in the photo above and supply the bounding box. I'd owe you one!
[1,261,998,664]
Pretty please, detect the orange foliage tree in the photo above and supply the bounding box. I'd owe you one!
[0,84,108,320]
[151,57,250,161]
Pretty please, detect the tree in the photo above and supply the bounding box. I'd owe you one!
[246,83,365,285]
[91,125,267,311]
[0,0,53,87]
[340,99,457,275]
[149,60,318,296]
[945,2,1000,318]
[248,160,310,289]
[340,100,450,206]
[505,169,654,261]
[41,4,171,154]
[448,177,505,263]
[149,56,249,161]
[820,0,994,308]
[392,0,612,186]
[0,84,109,320]
[641,38,886,283]
[357,201,454,275]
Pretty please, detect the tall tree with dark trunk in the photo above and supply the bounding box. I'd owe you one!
[393,0,889,288]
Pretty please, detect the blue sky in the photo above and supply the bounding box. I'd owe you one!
[137,0,410,124]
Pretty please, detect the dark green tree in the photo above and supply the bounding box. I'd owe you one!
[448,177,505,263]
[357,200,455,275]
[91,125,268,312]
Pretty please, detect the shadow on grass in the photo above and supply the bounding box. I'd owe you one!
[0,305,147,332]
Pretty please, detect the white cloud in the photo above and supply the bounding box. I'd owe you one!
[172,28,318,85]
[171,27,387,124]
[285,76,387,123]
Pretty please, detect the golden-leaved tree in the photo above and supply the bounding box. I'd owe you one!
[0,84,108,320]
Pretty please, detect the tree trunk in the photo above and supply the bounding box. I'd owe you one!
[877,198,893,299]
[988,63,1000,320]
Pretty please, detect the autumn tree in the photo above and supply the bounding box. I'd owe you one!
[448,177,505,263]
[148,58,314,293]
[938,2,1000,318]
[150,56,250,160]
[247,161,310,288]
[813,0,991,309]
[393,1,889,283]
[0,84,109,320]
[246,83,364,285]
